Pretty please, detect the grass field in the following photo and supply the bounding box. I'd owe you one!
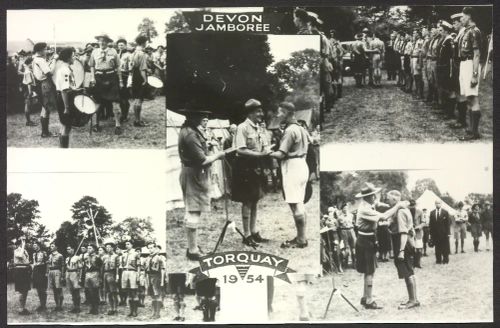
[6,284,216,323]
[270,235,493,322]
[322,75,493,144]
[166,180,320,274]
[7,97,165,149]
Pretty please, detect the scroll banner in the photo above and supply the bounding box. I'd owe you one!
[189,250,296,283]
[183,12,285,34]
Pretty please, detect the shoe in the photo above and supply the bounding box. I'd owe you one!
[423,253,428,257]
[179,317,185,321]
[107,310,115,315]
[186,249,202,261]
[173,316,180,321]
[436,261,442,264]
[114,126,123,135]
[133,121,147,127]
[459,134,480,141]
[399,301,420,309]
[92,126,102,133]
[242,235,259,248]
[360,297,366,306]
[19,309,31,315]
[280,237,308,248]
[41,131,59,138]
[462,250,465,253]
[364,301,383,310]
[251,232,270,243]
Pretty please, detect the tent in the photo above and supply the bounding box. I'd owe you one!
[416,190,456,216]
[267,109,313,130]
[166,109,230,210]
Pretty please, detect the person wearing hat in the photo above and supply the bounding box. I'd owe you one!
[269,102,311,249]
[329,29,345,100]
[338,203,357,269]
[386,190,420,309]
[129,34,151,128]
[232,99,271,247]
[65,244,83,313]
[88,33,123,135]
[32,42,58,138]
[116,38,132,123]
[178,110,226,261]
[31,241,48,312]
[468,203,482,252]
[322,206,342,272]
[452,201,468,254]
[481,201,493,251]
[411,29,425,99]
[436,21,458,120]
[121,239,141,316]
[12,237,32,315]
[429,200,451,264]
[352,33,367,87]
[47,242,65,311]
[354,182,409,309]
[420,26,431,92]
[293,8,312,35]
[396,30,407,87]
[370,32,385,87]
[137,247,149,308]
[450,12,469,130]
[458,6,483,141]
[84,244,103,315]
[146,242,166,319]
[408,199,424,268]
[403,31,414,93]
[102,241,119,315]
[20,55,38,127]
[115,247,128,306]
[362,28,374,86]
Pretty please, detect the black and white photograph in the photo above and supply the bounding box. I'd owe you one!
[264,5,493,144]
[6,151,167,323]
[6,9,169,148]
[166,33,321,274]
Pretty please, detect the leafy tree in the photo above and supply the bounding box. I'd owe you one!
[70,196,113,243]
[165,10,192,33]
[138,17,158,42]
[110,217,156,249]
[54,221,81,256]
[464,193,493,206]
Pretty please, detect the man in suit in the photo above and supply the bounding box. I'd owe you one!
[429,200,451,264]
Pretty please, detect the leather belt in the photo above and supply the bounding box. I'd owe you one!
[66,269,79,272]
[95,69,116,75]
[49,267,62,270]
[286,154,306,159]
[358,231,375,236]
[123,268,137,271]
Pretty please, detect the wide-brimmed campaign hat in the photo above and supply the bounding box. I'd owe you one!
[244,98,262,112]
[355,182,382,198]
[440,20,454,32]
[103,239,115,247]
[451,13,463,21]
[95,33,113,43]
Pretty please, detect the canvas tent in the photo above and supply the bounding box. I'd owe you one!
[416,190,456,216]
[166,110,230,210]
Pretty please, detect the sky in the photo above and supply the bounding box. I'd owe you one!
[6,7,262,49]
[267,35,320,62]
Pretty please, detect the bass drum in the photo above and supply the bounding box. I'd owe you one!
[52,59,85,89]
[57,89,96,128]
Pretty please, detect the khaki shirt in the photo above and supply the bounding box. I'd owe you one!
[356,200,382,233]
[389,208,413,235]
[32,250,47,266]
[421,37,431,59]
[65,254,82,271]
[235,118,267,152]
[178,126,208,168]
[338,212,355,229]
[122,249,140,270]
[89,47,120,71]
[84,254,102,271]
[32,55,55,81]
[459,24,482,59]
[102,253,119,271]
[118,50,132,74]
[370,38,385,55]
[146,254,165,272]
[429,36,443,59]
[131,47,148,73]
[454,209,469,224]
[412,38,424,57]
[279,121,309,158]
[48,251,64,270]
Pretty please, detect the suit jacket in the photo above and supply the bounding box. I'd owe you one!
[429,208,451,241]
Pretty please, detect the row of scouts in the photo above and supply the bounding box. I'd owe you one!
[11,238,167,319]
[388,7,486,141]
[13,33,165,148]
[178,100,313,260]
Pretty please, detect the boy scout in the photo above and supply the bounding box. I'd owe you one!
[84,244,103,315]
[79,245,90,305]
[65,245,83,313]
[436,21,457,120]
[138,248,148,308]
[130,35,150,128]
[426,26,441,105]
[387,191,420,310]
[116,39,132,123]
[450,13,469,130]
[458,7,483,140]
[88,33,123,135]
[121,240,141,317]
[146,242,166,319]
[31,241,48,312]
[232,99,271,247]
[370,33,385,86]
[116,247,128,306]
[403,32,414,93]
[47,242,65,311]
[453,202,468,254]
[354,183,408,310]
[411,30,424,99]
[13,238,31,315]
[269,102,310,249]
[32,42,58,138]
[102,241,119,315]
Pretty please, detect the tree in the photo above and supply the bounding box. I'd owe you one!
[70,196,113,242]
[110,217,156,249]
[411,178,441,200]
[165,10,192,33]
[54,221,81,256]
[138,17,158,42]
[464,193,493,206]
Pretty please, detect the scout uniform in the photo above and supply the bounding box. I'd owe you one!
[370,37,385,85]
[178,119,211,227]
[53,59,77,127]
[403,37,414,84]
[437,33,456,95]
[31,248,48,308]
[102,252,119,294]
[47,250,64,290]
[89,46,121,102]
[427,34,442,101]
[458,23,482,97]
[355,199,381,274]
[65,253,82,291]
[118,47,132,121]
[279,119,309,204]
[13,246,31,295]
[453,209,468,243]
[421,34,431,82]
[352,35,366,86]
[468,208,482,248]
[338,211,356,255]
[231,115,268,203]
[411,36,424,76]
[389,207,415,279]
[146,251,166,318]
[130,45,149,100]
[481,204,493,249]
[32,47,57,136]
[84,252,103,314]
[121,248,141,290]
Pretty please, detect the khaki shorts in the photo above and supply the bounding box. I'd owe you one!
[121,270,138,289]
[459,60,480,97]
[281,158,309,204]
[411,57,422,75]
[66,271,81,290]
[147,273,163,297]
[48,269,62,289]
[103,272,118,293]
[84,271,101,289]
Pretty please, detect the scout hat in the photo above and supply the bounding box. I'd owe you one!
[244,99,262,113]
[355,182,381,198]
[95,33,113,43]
[451,13,463,21]
[462,6,475,19]
[116,38,127,45]
[33,42,47,53]
[440,20,454,32]
[279,101,296,112]
[103,239,115,247]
